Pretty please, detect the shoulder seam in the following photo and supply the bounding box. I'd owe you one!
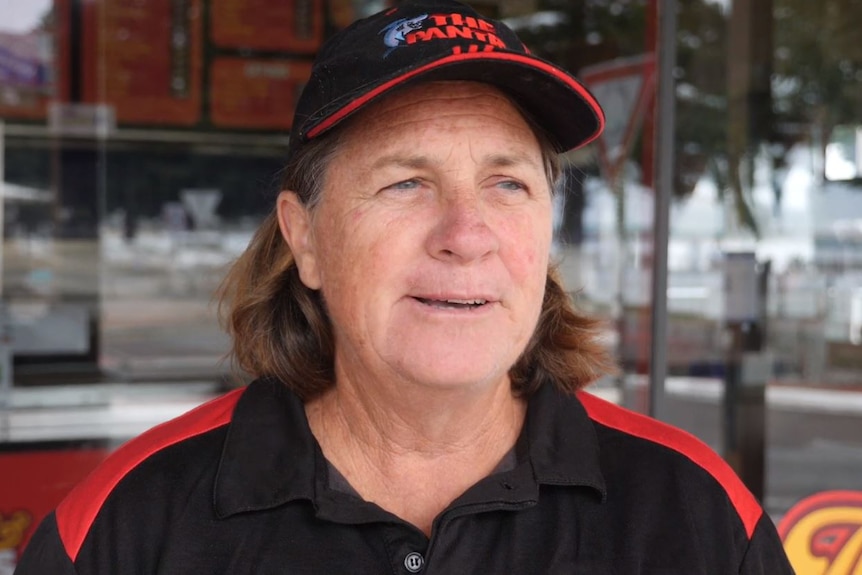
[55,387,245,562]
[577,390,762,538]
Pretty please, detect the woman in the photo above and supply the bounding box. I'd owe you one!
[17,1,794,573]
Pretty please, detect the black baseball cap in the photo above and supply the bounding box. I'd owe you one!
[287,0,605,158]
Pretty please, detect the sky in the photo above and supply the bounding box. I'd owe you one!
[0,0,52,34]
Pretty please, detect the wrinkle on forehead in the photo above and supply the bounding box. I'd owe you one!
[367,81,517,115]
[335,82,542,165]
[344,81,536,139]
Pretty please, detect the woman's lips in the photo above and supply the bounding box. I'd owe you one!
[413,297,489,309]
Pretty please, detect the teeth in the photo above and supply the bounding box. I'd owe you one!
[445,299,486,305]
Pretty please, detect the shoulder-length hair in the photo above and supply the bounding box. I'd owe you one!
[217,92,615,401]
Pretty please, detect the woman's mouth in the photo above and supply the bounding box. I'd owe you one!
[413,297,489,310]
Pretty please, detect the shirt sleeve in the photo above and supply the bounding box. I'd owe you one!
[739,513,796,574]
[14,512,79,575]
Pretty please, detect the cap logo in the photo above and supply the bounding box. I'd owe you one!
[380,12,505,57]
[381,15,429,53]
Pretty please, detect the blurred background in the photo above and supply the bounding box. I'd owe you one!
[0,0,860,572]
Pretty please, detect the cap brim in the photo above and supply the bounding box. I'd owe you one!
[305,51,605,153]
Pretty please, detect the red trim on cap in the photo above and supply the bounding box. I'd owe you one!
[306,51,605,148]
[577,390,763,539]
[55,388,245,561]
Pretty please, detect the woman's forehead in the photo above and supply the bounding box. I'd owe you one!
[335,81,541,154]
[358,81,519,117]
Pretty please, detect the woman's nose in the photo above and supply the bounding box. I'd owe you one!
[425,192,500,263]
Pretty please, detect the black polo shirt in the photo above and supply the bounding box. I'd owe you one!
[17,377,794,574]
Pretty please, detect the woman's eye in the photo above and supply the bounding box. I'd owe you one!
[387,178,422,190]
[496,179,527,192]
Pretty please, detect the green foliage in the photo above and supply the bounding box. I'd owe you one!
[516,0,862,235]
[514,0,648,75]
[773,0,862,135]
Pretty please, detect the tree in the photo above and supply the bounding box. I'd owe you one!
[511,0,862,236]
[772,0,862,177]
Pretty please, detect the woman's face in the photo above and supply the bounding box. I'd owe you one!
[279,81,553,393]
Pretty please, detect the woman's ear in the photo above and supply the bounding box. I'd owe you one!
[276,191,322,290]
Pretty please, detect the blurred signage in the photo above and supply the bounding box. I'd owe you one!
[74,0,319,132]
[3,0,321,131]
[581,54,656,182]
[723,252,760,323]
[81,0,202,126]
[0,444,109,570]
[0,0,68,121]
[209,58,311,130]
[778,490,862,575]
[48,102,115,137]
[210,0,323,53]
[0,32,51,90]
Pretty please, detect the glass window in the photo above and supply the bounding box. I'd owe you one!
[2,1,860,572]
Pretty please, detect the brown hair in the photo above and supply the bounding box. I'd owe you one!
[217,92,615,401]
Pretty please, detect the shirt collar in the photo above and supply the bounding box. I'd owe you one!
[214,378,320,518]
[523,382,607,500]
[214,377,606,518]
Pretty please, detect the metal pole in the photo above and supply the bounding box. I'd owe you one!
[648,0,677,419]
[0,119,4,298]
[614,171,627,393]
[0,120,9,441]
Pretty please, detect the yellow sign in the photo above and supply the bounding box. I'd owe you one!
[778,491,862,575]
[0,511,31,552]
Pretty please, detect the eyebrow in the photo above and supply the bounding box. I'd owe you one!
[370,155,432,171]
[484,152,543,170]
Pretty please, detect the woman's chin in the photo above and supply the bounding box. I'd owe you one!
[390,356,511,394]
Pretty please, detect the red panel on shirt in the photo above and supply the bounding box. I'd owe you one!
[578,391,763,538]
[55,388,244,561]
